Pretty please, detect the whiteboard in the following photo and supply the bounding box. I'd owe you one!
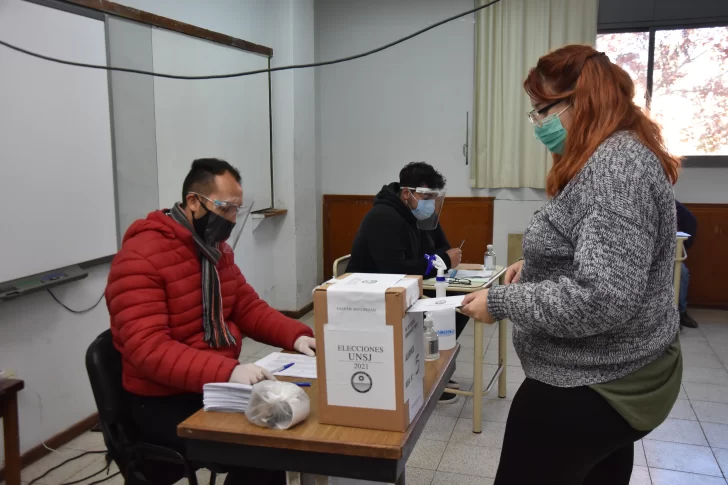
[152,28,272,211]
[0,0,117,284]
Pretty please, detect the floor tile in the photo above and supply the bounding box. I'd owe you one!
[668,400,698,421]
[643,440,722,476]
[239,339,267,357]
[402,467,436,485]
[692,401,728,425]
[649,467,727,484]
[437,442,500,478]
[460,398,512,423]
[431,471,494,485]
[701,422,728,449]
[682,367,728,386]
[684,383,728,404]
[683,352,725,369]
[634,440,647,467]
[647,419,708,446]
[679,327,707,341]
[21,449,105,485]
[67,460,123,485]
[432,393,467,418]
[422,415,457,442]
[630,465,651,485]
[678,385,688,400]
[712,447,728,475]
[408,439,448,470]
[680,340,715,354]
[448,418,506,449]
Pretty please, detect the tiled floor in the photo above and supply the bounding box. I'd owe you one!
[7,309,728,485]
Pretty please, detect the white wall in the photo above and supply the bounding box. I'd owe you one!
[0,266,110,466]
[0,0,317,464]
[315,0,545,263]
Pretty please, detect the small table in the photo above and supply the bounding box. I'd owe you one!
[178,347,459,484]
[0,379,24,485]
[423,264,507,434]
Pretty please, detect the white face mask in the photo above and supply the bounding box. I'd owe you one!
[411,198,436,220]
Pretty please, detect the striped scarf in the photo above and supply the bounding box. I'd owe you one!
[170,203,236,348]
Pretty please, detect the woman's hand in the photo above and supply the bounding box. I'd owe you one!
[461,289,495,323]
[505,259,524,284]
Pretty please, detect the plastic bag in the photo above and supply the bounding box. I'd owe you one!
[246,380,310,430]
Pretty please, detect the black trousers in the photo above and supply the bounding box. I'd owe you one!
[494,378,649,485]
[127,393,285,485]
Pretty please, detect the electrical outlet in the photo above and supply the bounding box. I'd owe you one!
[0,369,17,379]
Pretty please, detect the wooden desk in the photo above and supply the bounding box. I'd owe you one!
[178,347,459,484]
[424,264,507,434]
[0,379,24,485]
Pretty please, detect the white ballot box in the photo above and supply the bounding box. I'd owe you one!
[314,273,424,432]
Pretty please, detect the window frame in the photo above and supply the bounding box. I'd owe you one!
[598,22,728,168]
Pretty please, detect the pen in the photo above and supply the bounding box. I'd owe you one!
[271,362,295,374]
[459,239,466,249]
[293,382,311,387]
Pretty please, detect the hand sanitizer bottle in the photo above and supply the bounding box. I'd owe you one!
[424,312,440,361]
[484,244,496,271]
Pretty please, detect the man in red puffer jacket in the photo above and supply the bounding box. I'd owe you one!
[106,158,314,485]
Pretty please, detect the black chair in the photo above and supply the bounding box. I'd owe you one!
[86,329,217,485]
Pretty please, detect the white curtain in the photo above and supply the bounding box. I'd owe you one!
[471,0,598,189]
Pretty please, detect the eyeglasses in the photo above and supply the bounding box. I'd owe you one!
[447,278,471,285]
[190,192,242,217]
[527,99,570,127]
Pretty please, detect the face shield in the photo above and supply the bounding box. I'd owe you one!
[404,187,446,230]
[191,193,253,251]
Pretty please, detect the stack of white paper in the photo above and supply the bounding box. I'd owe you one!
[202,382,253,413]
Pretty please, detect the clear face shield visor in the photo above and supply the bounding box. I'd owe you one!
[404,187,446,230]
[192,193,254,251]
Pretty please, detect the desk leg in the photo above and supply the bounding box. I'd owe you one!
[498,319,507,398]
[472,320,484,434]
[395,469,406,485]
[2,393,21,485]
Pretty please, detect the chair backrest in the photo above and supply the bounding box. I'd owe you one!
[333,254,351,278]
[86,329,134,469]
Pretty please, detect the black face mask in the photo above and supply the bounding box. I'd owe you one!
[192,202,236,245]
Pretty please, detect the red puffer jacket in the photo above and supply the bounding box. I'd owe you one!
[106,210,313,396]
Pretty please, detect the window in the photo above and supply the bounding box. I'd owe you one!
[597,26,728,159]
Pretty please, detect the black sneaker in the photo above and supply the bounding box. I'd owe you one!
[680,312,699,329]
[439,391,459,404]
[446,379,460,390]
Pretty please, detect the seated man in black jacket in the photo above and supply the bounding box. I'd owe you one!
[347,162,465,403]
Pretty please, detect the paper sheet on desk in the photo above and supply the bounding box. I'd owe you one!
[451,269,494,279]
[255,352,317,379]
[406,295,466,313]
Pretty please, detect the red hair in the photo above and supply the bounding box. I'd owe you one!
[524,44,681,197]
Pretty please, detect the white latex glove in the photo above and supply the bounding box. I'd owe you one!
[228,364,276,385]
[294,336,316,356]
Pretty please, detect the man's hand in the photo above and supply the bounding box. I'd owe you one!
[294,336,316,356]
[505,259,524,284]
[446,248,462,268]
[229,364,276,385]
[460,289,495,323]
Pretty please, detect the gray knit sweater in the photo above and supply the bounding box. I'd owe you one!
[488,131,680,387]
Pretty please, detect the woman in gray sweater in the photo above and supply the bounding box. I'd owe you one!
[462,44,682,485]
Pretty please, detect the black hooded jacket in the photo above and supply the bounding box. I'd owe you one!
[346,183,452,276]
